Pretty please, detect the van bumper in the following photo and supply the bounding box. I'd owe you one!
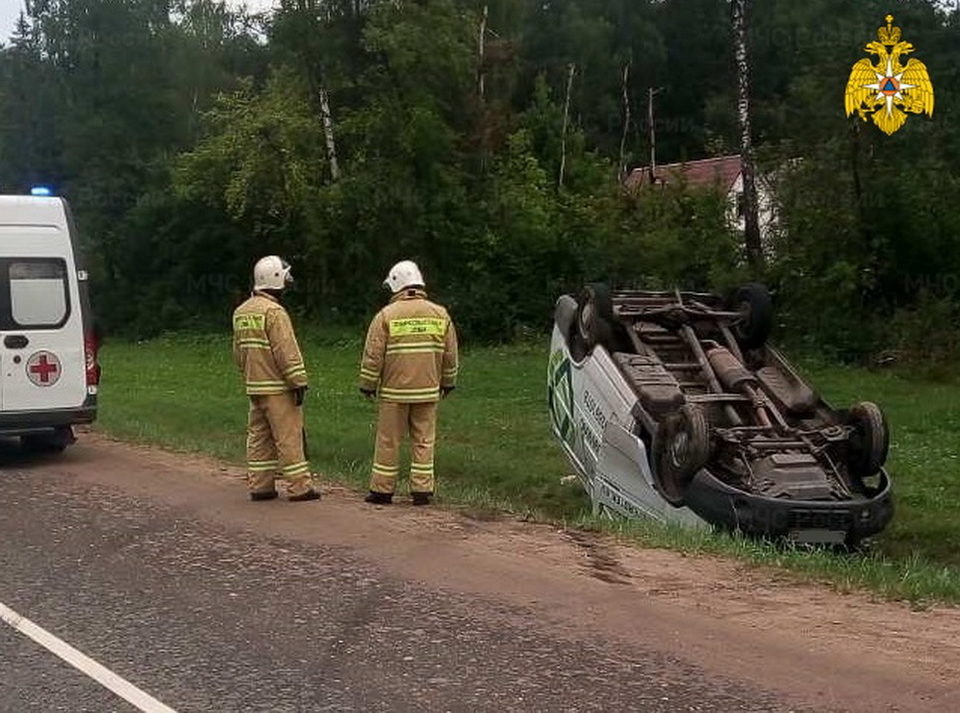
[0,397,97,436]
[683,467,894,544]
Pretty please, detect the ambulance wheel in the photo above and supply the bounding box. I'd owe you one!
[730,283,773,350]
[653,405,711,507]
[22,427,75,454]
[577,283,614,351]
[846,402,889,480]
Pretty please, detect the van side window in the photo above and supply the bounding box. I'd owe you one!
[9,260,69,327]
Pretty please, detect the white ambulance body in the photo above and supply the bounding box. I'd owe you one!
[0,195,99,451]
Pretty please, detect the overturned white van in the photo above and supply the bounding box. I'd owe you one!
[0,195,100,451]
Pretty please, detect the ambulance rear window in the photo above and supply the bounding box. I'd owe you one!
[7,259,70,328]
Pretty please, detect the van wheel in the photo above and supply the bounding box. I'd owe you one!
[846,402,889,480]
[730,283,773,350]
[22,427,75,454]
[652,405,711,507]
[577,283,614,351]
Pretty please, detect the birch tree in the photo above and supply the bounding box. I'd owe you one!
[732,0,763,269]
[558,62,576,189]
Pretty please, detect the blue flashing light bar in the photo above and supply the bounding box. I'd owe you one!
[30,186,53,196]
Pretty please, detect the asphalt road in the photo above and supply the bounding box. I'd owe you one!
[1,435,957,712]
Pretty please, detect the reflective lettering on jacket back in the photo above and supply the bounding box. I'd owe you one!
[388,317,446,337]
[234,313,266,332]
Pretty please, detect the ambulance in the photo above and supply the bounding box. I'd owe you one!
[0,192,100,452]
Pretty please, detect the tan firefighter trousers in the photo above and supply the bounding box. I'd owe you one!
[246,392,313,497]
[370,401,438,495]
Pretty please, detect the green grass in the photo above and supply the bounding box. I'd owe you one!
[796,360,960,568]
[97,334,960,605]
[98,332,588,519]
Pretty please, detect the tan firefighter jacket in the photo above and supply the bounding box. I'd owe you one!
[233,292,308,396]
[359,288,458,403]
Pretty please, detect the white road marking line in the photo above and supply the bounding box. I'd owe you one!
[0,600,179,713]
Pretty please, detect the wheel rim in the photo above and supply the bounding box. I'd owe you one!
[578,302,594,341]
[669,429,689,468]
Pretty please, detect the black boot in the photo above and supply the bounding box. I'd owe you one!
[289,489,321,502]
[365,491,393,505]
[411,492,433,506]
[250,490,279,501]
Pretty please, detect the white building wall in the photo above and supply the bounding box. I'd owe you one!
[726,173,777,254]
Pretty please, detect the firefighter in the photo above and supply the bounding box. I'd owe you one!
[359,260,459,506]
[233,256,320,502]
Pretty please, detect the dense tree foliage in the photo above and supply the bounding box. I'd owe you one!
[0,0,958,357]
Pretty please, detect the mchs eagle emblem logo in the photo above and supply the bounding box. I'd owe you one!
[845,15,934,135]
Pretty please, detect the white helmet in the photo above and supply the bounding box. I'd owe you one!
[383,260,425,293]
[253,255,293,291]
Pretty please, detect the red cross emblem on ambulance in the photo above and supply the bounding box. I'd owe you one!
[26,351,61,387]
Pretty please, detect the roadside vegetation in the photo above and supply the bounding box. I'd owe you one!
[98,334,960,606]
[4,0,959,606]
[4,2,960,365]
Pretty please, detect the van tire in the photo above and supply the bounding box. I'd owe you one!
[730,283,773,350]
[577,283,615,351]
[652,405,711,506]
[846,402,889,480]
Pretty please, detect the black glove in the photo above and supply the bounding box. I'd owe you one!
[441,386,455,399]
[294,386,307,406]
[360,388,376,400]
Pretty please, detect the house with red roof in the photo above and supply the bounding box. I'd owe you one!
[625,154,777,244]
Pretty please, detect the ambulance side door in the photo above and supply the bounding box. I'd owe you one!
[0,244,87,413]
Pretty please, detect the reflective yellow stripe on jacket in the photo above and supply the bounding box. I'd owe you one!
[385,339,445,355]
[378,386,442,402]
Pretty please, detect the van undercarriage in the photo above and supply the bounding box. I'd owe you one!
[551,284,894,545]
